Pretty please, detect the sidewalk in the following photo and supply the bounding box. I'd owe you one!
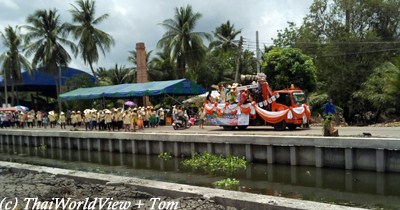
[2,124,400,138]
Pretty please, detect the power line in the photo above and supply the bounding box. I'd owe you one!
[316,47,400,58]
[298,41,400,45]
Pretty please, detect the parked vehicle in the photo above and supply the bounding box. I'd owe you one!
[172,119,191,130]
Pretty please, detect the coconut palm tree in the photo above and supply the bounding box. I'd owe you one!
[23,9,77,112]
[94,67,109,84]
[127,49,153,67]
[149,47,177,81]
[127,49,167,81]
[0,26,32,106]
[209,20,242,52]
[157,5,211,79]
[95,64,135,86]
[67,0,115,80]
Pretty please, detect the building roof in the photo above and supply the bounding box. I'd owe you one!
[0,67,95,96]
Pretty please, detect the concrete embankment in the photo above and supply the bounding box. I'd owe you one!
[1,129,400,172]
[0,161,364,210]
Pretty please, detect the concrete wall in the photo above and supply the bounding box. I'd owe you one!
[1,130,400,173]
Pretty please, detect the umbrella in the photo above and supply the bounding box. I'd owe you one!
[0,107,19,112]
[124,101,136,106]
[15,105,29,111]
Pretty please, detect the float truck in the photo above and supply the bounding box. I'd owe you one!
[203,74,311,131]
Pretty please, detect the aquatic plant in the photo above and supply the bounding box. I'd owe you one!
[213,178,240,190]
[182,152,246,175]
[158,152,173,160]
[39,144,47,152]
[94,168,106,174]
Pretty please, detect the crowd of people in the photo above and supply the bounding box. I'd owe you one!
[0,74,267,132]
[0,73,273,132]
[0,106,168,132]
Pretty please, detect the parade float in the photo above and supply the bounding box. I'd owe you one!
[204,73,311,131]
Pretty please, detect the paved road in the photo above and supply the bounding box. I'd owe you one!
[144,125,400,138]
[4,124,400,138]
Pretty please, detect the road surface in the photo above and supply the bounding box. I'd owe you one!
[146,125,400,138]
[5,124,398,138]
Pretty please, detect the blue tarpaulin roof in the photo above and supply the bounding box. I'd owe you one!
[59,79,206,100]
[0,67,95,87]
[0,67,95,97]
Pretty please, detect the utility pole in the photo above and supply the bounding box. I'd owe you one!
[256,31,261,73]
[216,33,243,83]
[58,66,62,113]
[235,36,243,83]
[3,68,8,107]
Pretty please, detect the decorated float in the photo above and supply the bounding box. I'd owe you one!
[203,73,311,131]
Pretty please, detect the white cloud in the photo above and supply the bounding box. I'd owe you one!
[2,0,19,9]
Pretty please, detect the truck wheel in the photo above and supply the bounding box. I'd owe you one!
[223,126,235,131]
[237,126,248,130]
[273,121,286,131]
[287,124,297,130]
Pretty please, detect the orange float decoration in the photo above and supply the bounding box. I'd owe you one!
[203,73,311,131]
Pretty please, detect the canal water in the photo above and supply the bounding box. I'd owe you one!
[0,144,399,209]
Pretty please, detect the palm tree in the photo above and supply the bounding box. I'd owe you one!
[0,26,32,106]
[95,64,135,86]
[127,49,166,81]
[149,47,176,80]
[157,5,211,79]
[94,67,109,84]
[24,9,77,112]
[127,49,153,66]
[209,20,242,52]
[67,0,115,79]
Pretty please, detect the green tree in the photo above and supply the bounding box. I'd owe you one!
[157,5,211,79]
[94,66,108,84]
[127,49,164,81]
[209,20,242,53]
[64,73,95,91]
[274,22,301,48]
[95,64,134,86]
[197,20,247,87]
[262,47,317,92]
[273,0,400,122]
[354,62,400,118]
[197,49,257,88]
[240,50,258,76]
[149,47,177,81]
[127,49,153,67]
[67,0,115,79]
[24,9,77,112]
[64,73,95,111]
[198,50,235,87]
[0,26,32,106]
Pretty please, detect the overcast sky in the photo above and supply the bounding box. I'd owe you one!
[0,0,314,74]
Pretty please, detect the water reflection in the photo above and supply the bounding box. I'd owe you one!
[0,144,399,209]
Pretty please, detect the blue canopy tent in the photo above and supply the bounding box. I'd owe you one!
[0,67,95,97]
[59,79,206,100]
